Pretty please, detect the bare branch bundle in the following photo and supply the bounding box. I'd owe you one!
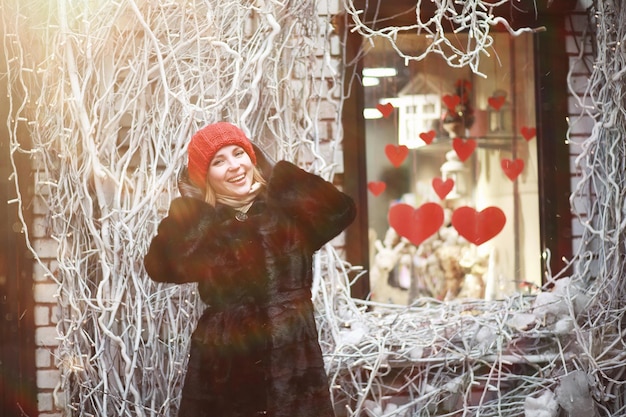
[3,0,623,417]
[3,0,334,415]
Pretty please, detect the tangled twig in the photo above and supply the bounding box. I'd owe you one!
[3,0,624,416]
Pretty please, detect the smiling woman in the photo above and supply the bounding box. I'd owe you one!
[187,123,265,211]
[144,121,357,417]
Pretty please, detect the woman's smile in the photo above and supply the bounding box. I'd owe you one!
[228,173,246,184]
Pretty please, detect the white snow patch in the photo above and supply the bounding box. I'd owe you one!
[524,390,559,417]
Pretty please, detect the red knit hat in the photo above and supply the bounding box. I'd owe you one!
[187,122,257,187]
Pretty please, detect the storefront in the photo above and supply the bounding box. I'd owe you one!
[341,0,576,304]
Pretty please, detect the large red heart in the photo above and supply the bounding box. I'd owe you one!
[367,181,386,196]
[376,103,394,118]
[419,130,436,145]
[388,202,444,246]
[385,144,409,167]
[451,206,506,246]
[442,94,461,112]
[432,177,454,200]
[520,126,536,141]
[501,158,524,181]
[452,138,477,162]
[488,95,506,111]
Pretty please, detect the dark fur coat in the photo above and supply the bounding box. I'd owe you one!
[144,160,356,417]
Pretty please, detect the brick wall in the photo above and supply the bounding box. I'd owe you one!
[565,4,594,259]
[31,191,63,416]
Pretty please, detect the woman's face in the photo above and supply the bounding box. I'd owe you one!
[207,145,254,199]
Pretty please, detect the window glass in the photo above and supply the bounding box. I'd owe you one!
[364,32,540,304]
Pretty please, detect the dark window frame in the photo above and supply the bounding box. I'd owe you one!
[341,0,576,298]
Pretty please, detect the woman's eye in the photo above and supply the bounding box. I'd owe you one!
[212,159,224,166]
[235,150,244,157]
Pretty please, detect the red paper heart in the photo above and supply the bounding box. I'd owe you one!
[520,126,536,141]
[501,158,525,181]
[376,103,394,118]
[385,144,409,167]
[419,130,436,145]
[452,138,477,162]
[442,94,461,112]
[451,206,506,246]
[367,181,386,196]
[388,202,444,247]
[456,79,472,91]
[432,177,454,200]
[488,95,506,111]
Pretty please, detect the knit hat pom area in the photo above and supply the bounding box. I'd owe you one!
[187,122,258,187]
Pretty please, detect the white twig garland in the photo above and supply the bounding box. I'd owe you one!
[2,0,623,416]
[321,1,623,416]
[566,1,626,415]
[3,0,335,415]
[343,0,546,78]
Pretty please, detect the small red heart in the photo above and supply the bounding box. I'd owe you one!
[376,103,394,118]
[419,130,436,145]
[452,138,477,162]
[385,144,409,167]
[388,202,444,247]
[488,95,506,111]
[367,181,386,196]
[455,79,472,91]
[432,177,454,200]
[442,94,461,112]
[501,158,525,181]
[520,126,536,141]
[451,206,506,246]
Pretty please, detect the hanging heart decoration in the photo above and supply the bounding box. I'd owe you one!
[488,95,506,111]
[442,94,461,112]
[385,144,409,167]
[367,181,386,196]
[388,202,445,247]
[501,158,525,181]
[419,130,436,145]
[452,138,477,162]
[376,102,394,118]
[456,79,472,91]
[520,126,537,141]
[432,177,454,200]
[451,206,506,246]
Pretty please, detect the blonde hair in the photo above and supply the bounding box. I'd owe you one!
[203,166,266,206]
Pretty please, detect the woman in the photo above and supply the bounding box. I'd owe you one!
[144,122,356,417]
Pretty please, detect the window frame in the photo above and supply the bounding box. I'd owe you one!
[341,0,576,298]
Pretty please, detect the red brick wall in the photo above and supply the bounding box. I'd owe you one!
[565,5,594,259]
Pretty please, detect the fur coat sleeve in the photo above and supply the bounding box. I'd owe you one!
[143,196,218,284]
[266,160,356,252]
[143,160,356,285]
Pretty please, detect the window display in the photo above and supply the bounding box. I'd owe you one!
[363,32,540,303]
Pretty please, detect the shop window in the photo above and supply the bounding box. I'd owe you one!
[340,4,573,305]
[362,32,539,304]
